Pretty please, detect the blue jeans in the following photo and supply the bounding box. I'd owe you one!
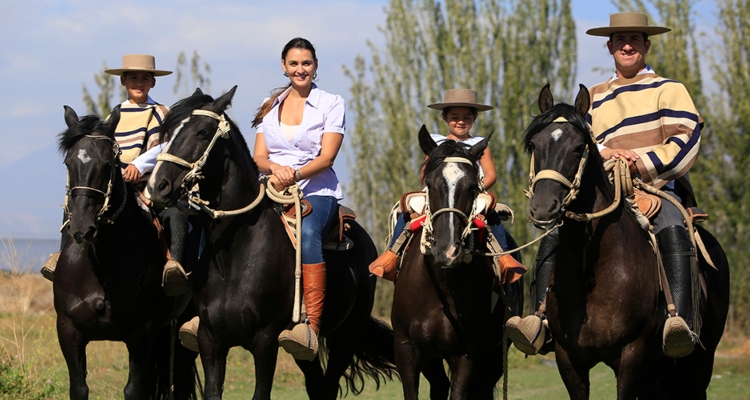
[389,211,511,251]
[302,195,339,264]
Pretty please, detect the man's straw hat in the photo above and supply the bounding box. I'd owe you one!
[427,89,493,112]
[586,12,670,37]
[105,54,172,76]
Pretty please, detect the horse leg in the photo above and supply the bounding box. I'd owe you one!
[249,334,281,400]
[422,358,450,400]
[555,348,590,400]
[57,318,89,400]
[467,346,504,399]
[394,338,421,400]
[200,329,230,400]
[316,335,354,400]
[613,341,648,400]
[294,358,325,399]
[446,354,474,400]
[123,336,155,400]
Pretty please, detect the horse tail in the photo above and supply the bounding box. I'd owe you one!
[339,316,398,396]
[151,319,200,400]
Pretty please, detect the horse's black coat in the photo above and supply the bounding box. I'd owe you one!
[523,84,730,399]
[55,106,197,400]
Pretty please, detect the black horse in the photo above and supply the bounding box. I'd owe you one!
[391,126,522,399]
[149,87,396,399]
[54,106,197,399]
[522,84,730,399]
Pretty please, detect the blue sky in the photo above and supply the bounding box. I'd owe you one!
[0,0,718,239]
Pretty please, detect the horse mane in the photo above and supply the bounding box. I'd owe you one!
[522,103,593,154]
[423,139,477,174]
[161,92,257,178]
[58,114,112,154]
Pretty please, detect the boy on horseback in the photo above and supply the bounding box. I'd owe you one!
[369,89,526,283]
[42,54,190,296]
[506,13,702,359]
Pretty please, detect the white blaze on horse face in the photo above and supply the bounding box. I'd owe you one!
[442,162,465,248]
[551,128,563,142]
[77,149,91,164]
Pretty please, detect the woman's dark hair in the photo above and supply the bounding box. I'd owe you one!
[252,37,318,128]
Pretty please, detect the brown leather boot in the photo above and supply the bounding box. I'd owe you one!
[497,254,527,284]
[40,252,61,282]
[278,262,326,361]
[369,250,399,281]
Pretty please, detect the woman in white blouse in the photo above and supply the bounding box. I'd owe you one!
[252,37,345,361]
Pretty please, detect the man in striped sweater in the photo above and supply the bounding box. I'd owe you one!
[507,13,702,359]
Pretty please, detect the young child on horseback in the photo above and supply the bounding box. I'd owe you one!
[252,37,345,361]
[506,13,702,359]
[369,89,526,283]
[42,54,190,296]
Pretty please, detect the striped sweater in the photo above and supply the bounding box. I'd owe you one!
[113,100,169,166]
[587,73,702,191]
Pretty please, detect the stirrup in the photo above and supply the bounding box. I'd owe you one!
[40,252,60,282]
[369,250,399,281]
[278,323,319,361]
[179,316,200,353]
[506,315,548,356]
[162,260,190,296]
[663,316,696,358]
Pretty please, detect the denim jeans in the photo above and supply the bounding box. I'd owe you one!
[302,195,339,264]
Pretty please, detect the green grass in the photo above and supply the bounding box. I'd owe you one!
[1,312,749,399]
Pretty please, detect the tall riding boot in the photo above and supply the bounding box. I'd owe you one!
[658,225,697,358]
[161,207,190,296]
[369,227,411,282]
[505,230,558,355]
[279,262,326,361]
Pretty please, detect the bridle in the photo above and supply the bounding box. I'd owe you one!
[155,109,267,219]
[63,135,125,227]
[525,116,626,226]
[420,156,482,260]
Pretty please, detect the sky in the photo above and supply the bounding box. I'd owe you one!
[0,0,718,239]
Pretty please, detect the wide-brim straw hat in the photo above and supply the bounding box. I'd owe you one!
[427,89,493,112]
[105,54,172,76]
[586,12,670,37]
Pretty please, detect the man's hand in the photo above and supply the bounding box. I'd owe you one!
[123,164,141,183]
[600,148,640,174]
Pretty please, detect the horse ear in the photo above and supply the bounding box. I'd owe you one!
[192,87,204,96]
[213,85,238,113]
[573,84,590,117]
[469,131,492,161]
[418,125,437,155]
[538,84,554,113]
[63,106,79,129]
[106,105,121,132]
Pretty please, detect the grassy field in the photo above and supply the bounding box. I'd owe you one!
[1,272,749,399]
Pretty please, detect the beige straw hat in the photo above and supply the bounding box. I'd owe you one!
[427,89,493,112]
[586,12,670,37]
[105,54,172,76]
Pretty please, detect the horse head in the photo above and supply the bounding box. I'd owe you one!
[59,105,122,244]
[418,125,490,267]
[523,84,594,229]
[150,86,241,209]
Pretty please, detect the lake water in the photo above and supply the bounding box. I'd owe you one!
[0,238,59,273]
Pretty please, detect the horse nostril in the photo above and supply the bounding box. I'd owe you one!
[157,179,171,195]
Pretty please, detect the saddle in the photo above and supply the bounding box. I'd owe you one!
[279,202,357,251]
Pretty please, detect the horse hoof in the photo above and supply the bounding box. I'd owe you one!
[179,316,200,353]
[278,324,318,361]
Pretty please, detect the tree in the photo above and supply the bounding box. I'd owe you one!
[172,50,212,98]
[701,0,750,333]
[81,62,125,117]
[345,0,577,317]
